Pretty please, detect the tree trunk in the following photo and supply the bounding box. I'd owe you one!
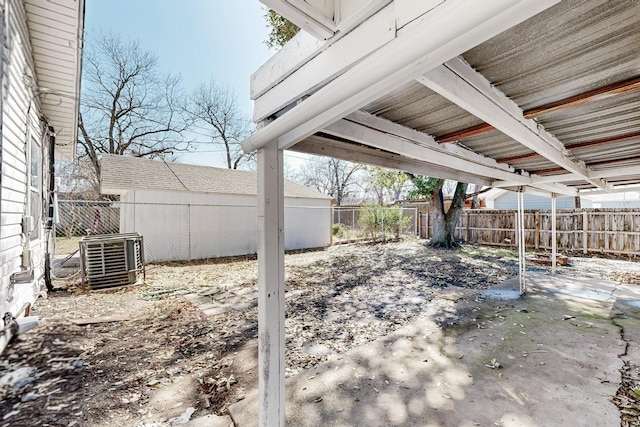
[574,196,581,208]
[428,181,468,249]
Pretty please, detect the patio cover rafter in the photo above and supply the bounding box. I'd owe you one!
[416,57,611,191]
[529,165,640,185]
[523,76,640,119]
[434,75,640,144]
[292,136,493,187]
[321,111,576,196]
[496,131,640,164]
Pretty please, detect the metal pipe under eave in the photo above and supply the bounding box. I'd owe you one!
[517,189,526,295]
[552,193,557,275]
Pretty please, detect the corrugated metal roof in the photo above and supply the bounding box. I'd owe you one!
[463,1,639,109]
[250,0,640,195]
[24,0,84,161]
[100,154,332,200]
[364,82,485,137]
[345,0,640,191]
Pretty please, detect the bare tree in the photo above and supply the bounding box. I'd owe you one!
[78,33,191,188]
[185,80,254,169]
[298,158,362,206]
[55,159,101,200]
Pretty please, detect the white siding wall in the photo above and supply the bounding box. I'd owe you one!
[285,197,331,250]
[1,0,48,352]
[119,189,331,262]
[494,192,583,210]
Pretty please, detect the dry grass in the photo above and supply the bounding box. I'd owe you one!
[54,235,81,256]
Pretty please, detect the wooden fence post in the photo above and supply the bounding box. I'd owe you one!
[444,209,640,256]
[465,212,470,243]
[605,213,609,253]
[533,211,540,251]
[426,211,429,239]
[582,211,588,254]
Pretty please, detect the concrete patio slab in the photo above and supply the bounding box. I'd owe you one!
[229,273,640,426]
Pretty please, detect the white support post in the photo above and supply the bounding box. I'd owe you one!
[517,189,526,295]
[257,143,285,427]
[551,193,557,275]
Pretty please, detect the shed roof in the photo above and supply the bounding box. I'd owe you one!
[100,154,331,200]
[246,0,640,198]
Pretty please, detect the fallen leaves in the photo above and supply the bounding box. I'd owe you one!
[4,240,640,426]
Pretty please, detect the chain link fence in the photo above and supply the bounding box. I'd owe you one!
[332,206,418,244]
[54,200,120,259]
[55,200,333,262]
[57,200,119,238]
[54,201,419,261]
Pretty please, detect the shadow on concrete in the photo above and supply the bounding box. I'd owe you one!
[230,272,640,426]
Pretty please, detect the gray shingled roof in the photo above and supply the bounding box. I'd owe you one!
[100,154,332,200]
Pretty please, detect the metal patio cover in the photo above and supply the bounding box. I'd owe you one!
[244,0,640,197]
[241,1,640,425]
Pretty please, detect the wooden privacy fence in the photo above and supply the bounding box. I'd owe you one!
[419,209,640,256]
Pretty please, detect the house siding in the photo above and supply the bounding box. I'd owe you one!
[0,0,50,353]
[592,200,640,209]
[493,192,586,210]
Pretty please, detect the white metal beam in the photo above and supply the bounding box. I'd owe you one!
[316,112,579,196]
[530,165,640,185]
[251,31,325,101]
[257,143,286,427]
[242,0,560,153]
[318,112,576,197]
[529,183,577,197]
[294,133,577,196]
[292,136,493,186]
[579,185,640,196]
[262,0,393,42]
[253,1,445,103]
[323,117,529,183]
[492,179,577,196]
[253,4,397,122]
[551,193,557,276]
[494,178,563,187]
[346,110,514,172]
[417,57,610,191]
[517,189,526,295]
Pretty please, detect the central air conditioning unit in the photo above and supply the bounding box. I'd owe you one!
[79,233,145,291]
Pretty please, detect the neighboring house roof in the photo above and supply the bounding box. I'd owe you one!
[25,0,85,161]
[100,154,332,200]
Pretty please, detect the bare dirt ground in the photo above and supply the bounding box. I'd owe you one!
[2,239,640,426]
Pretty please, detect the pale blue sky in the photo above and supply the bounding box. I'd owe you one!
[85,0,276,167]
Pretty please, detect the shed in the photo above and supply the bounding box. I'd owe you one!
[100,155,332,262]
